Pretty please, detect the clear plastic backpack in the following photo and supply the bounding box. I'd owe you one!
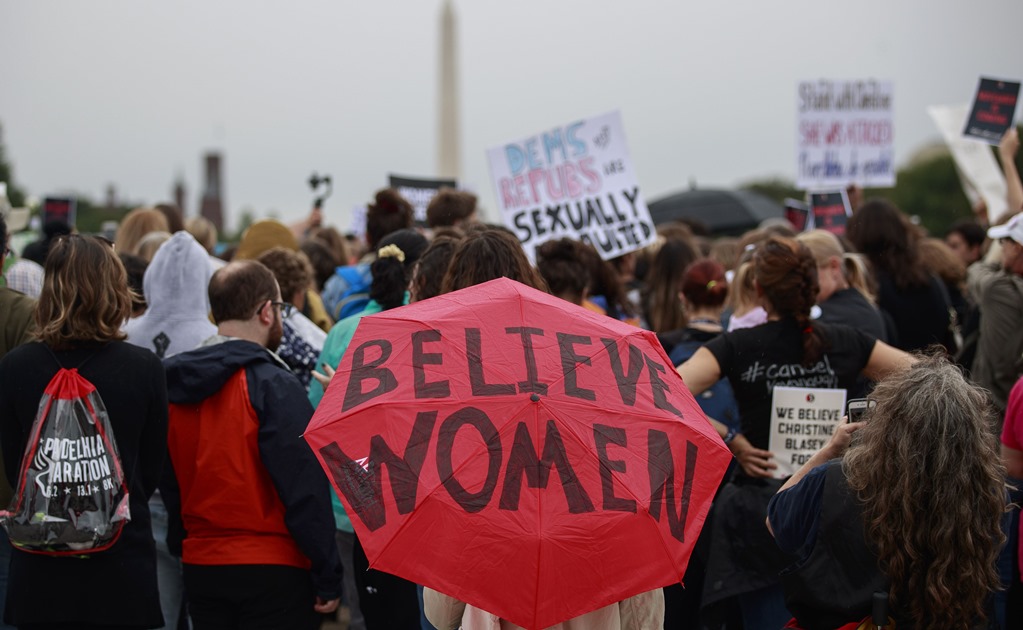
[0,356,129,555]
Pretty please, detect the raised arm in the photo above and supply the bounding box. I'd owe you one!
[861,340,915,383]
[675,346,723,397]
[999,127,1022,221]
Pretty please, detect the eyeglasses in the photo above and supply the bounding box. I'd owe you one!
[270,301,295,319]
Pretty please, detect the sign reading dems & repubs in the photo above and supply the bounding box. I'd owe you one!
[488,111,655,261]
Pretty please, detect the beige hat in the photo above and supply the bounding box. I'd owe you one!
[0,182,29,232]
[1,206,30,232]
[234,219,299,260]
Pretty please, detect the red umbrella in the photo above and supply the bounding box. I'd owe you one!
[304,278,731,629]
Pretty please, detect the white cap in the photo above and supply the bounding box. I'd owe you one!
[988,214,1023,246]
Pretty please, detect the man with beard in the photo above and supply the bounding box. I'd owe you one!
[163,260,341,629]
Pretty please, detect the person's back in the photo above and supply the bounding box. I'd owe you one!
[0,235,168,629]
[847,200,953,353]
[165,339,316,567]
[162,260,341,629]
[769,357,1005,630]
[873,269,953,352]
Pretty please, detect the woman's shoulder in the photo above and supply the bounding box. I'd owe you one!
[0,341,46,378]
[104,339,161,360]
[816,320,876,348]
[0,340,46,360]
[87,341,165,377]
[722,319,795,348]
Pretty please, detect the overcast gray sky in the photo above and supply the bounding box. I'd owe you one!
[1,0,1020,231]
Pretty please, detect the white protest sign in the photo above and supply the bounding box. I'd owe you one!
[487,110,655,261]
[797,80,895,189]
[928,104,1009,221]
[348,205,367,240]
[768,386,847,479]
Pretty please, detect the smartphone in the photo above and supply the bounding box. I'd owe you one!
[847,398,876,422]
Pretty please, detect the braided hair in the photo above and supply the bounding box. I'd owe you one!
[754,236,825,366]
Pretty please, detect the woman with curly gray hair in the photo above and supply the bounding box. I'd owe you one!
[768,356,1006,629]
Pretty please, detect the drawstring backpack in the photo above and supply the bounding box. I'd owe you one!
[0,349,130,555]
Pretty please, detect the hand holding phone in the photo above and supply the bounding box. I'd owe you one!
[847,398,876,423]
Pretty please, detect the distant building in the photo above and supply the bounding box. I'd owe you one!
[199,152,224,231]
[174,176,187,216]
[105,184,117,211]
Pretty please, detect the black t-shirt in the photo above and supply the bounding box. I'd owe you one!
[876,270,953,353]
[818,288,888,344]
[704,319,877,449]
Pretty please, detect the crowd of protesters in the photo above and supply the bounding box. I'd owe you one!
[0,127,1021,630]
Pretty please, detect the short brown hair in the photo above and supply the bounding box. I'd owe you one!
[535,238,589,304]
[208,261,279,324]
[426,189,477,228]
[366,188,414,248]
[257,247,314,303]
[36,235,132,348]
[411,235,462,302]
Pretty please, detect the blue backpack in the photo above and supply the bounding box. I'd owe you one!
[669,338,740,432]
[323,264,373,321]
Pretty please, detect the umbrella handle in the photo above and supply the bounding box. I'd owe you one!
[871,591,889,629]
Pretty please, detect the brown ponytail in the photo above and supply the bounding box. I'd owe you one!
[754,236,826,366]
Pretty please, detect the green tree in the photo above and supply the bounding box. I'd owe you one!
[228,208,256,243]
[74,198,134,235]
[739,177,802,205]
[0,123,27,207]
[741,126,1023,236]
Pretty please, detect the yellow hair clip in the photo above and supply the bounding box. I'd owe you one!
[377,244,405,263]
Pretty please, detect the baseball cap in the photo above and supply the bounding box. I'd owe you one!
[988,214,1023,245]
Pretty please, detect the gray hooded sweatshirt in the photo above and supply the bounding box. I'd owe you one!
[125,231,217,359]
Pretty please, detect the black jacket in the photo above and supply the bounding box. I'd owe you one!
[162,338,342,598]
[0,341,168,627]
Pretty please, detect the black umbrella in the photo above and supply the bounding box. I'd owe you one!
[647,188,784,236]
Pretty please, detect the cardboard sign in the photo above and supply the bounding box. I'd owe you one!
[928,104,1009,220]
[809,190,851,236]
[962,77,1020,144]
[768,386,847,479]
[42,197,77,228]
[388,174,457,225]
[487,110,655,261]
[797,80,895,189]
[784,198,811,232]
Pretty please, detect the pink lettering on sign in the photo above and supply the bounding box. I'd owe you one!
[498,158,603,211]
